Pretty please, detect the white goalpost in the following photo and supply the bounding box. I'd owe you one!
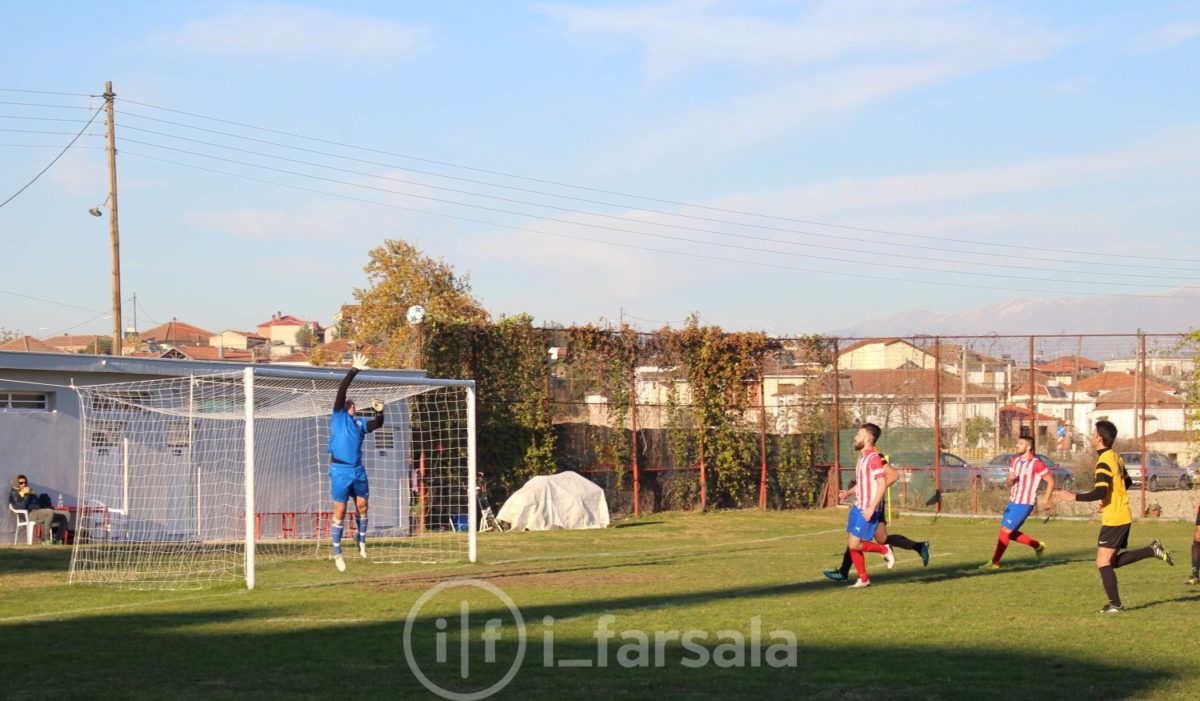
[68,366,476,590]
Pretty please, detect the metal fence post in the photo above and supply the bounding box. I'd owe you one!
[933,337,942,513]
[631,370,640,517]
[759,371,768,509]
[1139,332,1147,517]
[830,339,841,508]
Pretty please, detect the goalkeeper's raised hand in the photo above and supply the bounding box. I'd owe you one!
[351,352,370,371]
[372,399,384,413]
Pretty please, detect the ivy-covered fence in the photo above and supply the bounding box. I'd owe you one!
[417,322,1195,518]
[422,317,842,515]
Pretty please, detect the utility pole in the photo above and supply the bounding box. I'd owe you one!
[103,81,123,356]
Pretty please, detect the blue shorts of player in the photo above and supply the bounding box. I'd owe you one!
[846,506,882,541]
[1000,501,1035,531]
[330,463,369,503]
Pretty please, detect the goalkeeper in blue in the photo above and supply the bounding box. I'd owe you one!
[329,352,384,572]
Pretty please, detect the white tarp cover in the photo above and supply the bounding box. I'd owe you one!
[496,471,610,531]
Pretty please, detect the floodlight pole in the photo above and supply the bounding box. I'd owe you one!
[103,81,123,356]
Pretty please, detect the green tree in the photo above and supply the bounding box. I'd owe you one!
[353,239,490,368]
[964,416,995,449]
[293,326,314,349]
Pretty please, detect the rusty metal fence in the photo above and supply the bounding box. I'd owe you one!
[546,332,1195,519]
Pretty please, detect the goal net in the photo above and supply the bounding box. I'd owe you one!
[68,367,476,589]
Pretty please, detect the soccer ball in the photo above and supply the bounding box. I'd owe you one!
[406,305,427,325]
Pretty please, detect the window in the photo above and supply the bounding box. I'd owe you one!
[374,428,396,451]
[90,420,124,449]
[90,391,151,412]
[166,421,190,451]
[0,391,51,411]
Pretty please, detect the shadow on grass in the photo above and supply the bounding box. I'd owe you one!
[613,521,665,529]
[0,544,71,574]
[1122,591,1200,612]
[0,600,1177,700]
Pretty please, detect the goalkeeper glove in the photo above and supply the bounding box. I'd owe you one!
[372,399,384,413]
[351,352,370,370]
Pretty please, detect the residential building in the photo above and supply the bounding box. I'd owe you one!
[257,312,322,347]
[209,329,268,351]
[139,320,214,348]
[0,336,60,353]
[40,334,107,354]
[1036,355,1102,385]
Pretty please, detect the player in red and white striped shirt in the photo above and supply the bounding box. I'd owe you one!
[840,423,895,588]
[982,432,1055,569]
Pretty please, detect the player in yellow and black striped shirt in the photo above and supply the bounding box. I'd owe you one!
[1057,420,1174,612]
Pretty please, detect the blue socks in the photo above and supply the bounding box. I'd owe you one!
[331,519,344,555]
[356,514,367,545]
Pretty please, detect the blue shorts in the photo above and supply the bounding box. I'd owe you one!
[330,464,369,503]
[1001,502,1035,531]
[847,506,881,541]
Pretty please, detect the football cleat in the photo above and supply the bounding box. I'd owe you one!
[359,541,368,559]
[1035,542,1046,561]
[979,562,1001,570]
[1100,603,1123,613]
[334,554,346,572]
[823,570,848,582]
[1185,574,1198,586]
[1149,540,1174,566]
[919,541,930,567]
[883,545,895,569]
[848,579,871,588]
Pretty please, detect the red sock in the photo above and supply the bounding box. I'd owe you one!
[861,541,887,554]
[850,549,868,580]
[992,540,1008,565]
[1013,532,1039,548]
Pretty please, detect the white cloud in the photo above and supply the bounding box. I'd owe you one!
[545,1,1072,165]
[713,124,1200,218]
[1129,18,1200,53]
[547,0,1061,81]
[158,3,430,60]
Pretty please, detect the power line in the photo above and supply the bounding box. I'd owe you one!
[0,88,97,97]
[0,144,104,149]
[0,114,98,123]
[0,288,106,313]
[119,149,1200,301]
[107,121,1198,279]
[113,107,1200,274]
[115,96,1200,265]
[0,106,102,209]
[0,100,96,110]
[115,137,1194,290]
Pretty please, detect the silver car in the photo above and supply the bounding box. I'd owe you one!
[1118,451,1193,491]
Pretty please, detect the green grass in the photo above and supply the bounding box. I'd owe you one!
[3,510,1198,700]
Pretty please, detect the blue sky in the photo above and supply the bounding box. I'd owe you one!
[1,1,1198,339]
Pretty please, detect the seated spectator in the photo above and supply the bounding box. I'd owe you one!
[8,474,69,544]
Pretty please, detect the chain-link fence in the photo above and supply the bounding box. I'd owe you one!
[542,332,1196,519]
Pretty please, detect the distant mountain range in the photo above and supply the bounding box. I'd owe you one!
[834,284,1200,339]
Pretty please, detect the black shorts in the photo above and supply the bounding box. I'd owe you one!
[1194,503,1199,527]
[1098,524,1131,550]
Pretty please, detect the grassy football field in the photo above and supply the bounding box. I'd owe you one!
[2,509,1197,700]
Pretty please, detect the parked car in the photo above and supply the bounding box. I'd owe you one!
[886,451,978,492]
[1119,451,1193,491]
[981,453,1075,491]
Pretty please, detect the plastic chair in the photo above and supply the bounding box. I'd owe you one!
[8,504,36,544]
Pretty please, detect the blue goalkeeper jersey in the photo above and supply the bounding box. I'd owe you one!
[328,409,368,466]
